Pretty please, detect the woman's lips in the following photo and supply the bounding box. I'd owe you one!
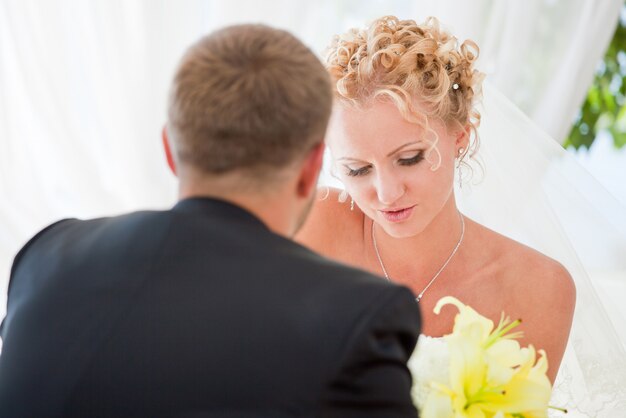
[379,206,415,223]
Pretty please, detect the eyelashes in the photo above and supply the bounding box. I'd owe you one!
[347,166,371,177]
[345,151,425,177]
[398,152,425,166]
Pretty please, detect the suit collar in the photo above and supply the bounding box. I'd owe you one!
[172,197,269,230]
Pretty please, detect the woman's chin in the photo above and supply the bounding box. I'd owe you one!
[379,220,427,239]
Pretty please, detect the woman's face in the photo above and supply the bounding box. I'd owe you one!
[327,101,461,239]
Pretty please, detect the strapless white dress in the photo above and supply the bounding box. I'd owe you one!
[407,335,448,410]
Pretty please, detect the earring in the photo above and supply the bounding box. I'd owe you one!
[457,148,465,189]
[338,189,355,210]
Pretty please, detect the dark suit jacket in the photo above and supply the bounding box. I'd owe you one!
[0,197,420,417]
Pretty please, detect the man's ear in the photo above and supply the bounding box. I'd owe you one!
[296,142,325,198]
[162,125,177,176]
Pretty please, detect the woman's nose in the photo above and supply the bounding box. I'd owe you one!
[375,170,406,206]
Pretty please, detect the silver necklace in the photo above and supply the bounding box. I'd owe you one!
[371,212,465,302]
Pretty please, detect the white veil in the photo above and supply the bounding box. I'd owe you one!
[458,82,626,416]
[320,81,626,416]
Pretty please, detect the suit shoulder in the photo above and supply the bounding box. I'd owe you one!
[10,218,75,274]
[13,210,173,265]
[286,237,384,288]
[292,248,419,325]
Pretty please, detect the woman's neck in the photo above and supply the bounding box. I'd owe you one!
[369,196,465,289]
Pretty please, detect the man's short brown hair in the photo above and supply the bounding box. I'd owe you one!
[167,24,332,180]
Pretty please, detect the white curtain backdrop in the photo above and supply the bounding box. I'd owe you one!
[0,0,623,321]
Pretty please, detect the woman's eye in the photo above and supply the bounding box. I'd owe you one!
[398,152,424,166]
[346,166,371,177]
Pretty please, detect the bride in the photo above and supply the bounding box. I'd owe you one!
[296,15,626,416]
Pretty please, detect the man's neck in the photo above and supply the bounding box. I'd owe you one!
[178,182,295,238]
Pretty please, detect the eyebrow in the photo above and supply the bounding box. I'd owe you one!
[337,141,421,162]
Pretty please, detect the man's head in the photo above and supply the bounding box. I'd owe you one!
[163,24,332,235]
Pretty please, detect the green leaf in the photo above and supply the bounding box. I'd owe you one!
[566,2,626,150]
[611,129,626,148]
[616,104,626,131]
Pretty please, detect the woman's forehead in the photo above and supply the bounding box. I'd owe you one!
[327,102,443,154]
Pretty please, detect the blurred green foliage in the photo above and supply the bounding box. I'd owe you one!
[566,4,626,149]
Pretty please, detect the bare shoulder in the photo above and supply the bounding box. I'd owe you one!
[295,187,366,258]
[498,232,574,301]
[469,220,575,299]
[468,221,575,380]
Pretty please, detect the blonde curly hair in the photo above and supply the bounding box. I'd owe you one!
[325,16,485,168]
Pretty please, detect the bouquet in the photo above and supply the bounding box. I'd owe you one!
[410,296,561,418]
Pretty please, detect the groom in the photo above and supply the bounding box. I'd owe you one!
[0,24,421,417]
